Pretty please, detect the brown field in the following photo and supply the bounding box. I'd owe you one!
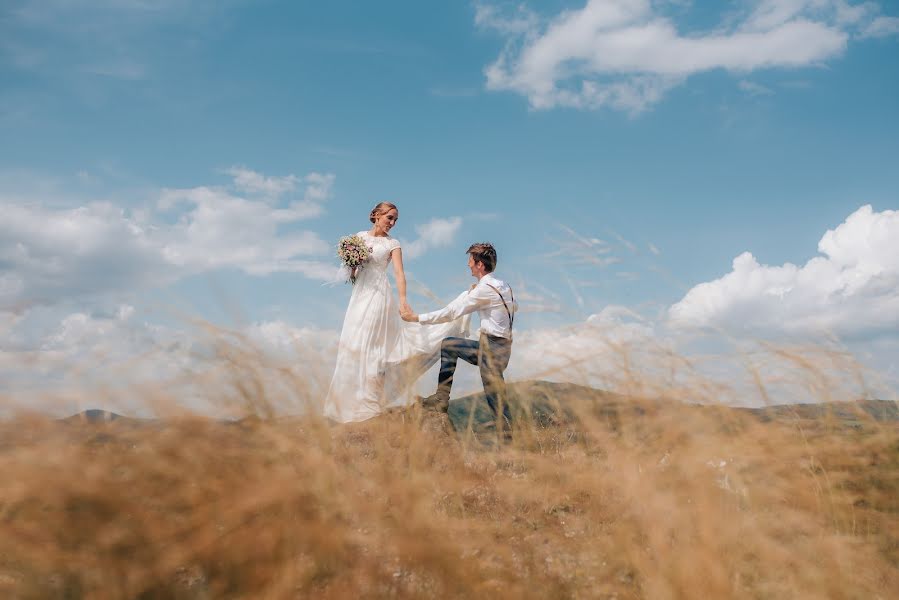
[0,369,897,599]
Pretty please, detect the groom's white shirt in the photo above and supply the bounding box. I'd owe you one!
[418,273,516,340]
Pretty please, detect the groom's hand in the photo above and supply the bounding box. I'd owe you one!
[400,304,419,322]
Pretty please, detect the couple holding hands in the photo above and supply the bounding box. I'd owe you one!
[323,202,516,435]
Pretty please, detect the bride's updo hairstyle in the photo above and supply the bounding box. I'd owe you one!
[370,202,399,223]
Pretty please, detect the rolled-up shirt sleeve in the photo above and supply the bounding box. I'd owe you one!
[419,287,489,325]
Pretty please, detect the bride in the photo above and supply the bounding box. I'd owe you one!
[323,202,470,423]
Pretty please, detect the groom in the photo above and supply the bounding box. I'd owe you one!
[400,242,516,433]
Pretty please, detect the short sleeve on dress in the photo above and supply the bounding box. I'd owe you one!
[388,238,401,253]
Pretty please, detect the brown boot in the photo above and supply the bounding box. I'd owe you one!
[417,392,449,412]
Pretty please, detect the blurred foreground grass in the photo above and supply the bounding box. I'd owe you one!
[0,380,897,599]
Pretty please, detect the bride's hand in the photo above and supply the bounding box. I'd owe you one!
[400,301,412,314]
[400,304,418,322]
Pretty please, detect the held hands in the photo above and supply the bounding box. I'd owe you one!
[399,302,418,322]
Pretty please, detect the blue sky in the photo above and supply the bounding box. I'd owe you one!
[2,0,898,405]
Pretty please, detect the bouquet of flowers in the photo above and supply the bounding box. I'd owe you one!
[337,234,373,284]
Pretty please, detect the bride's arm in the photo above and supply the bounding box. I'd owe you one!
[391,248,411,312]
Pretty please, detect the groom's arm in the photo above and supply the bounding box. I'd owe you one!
[409,287,490,325]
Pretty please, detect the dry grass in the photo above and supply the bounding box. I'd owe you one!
[0,379,896,599]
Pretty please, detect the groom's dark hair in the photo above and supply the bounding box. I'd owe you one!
[467,242,497,273]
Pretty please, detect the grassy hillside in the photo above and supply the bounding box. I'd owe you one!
[0,381,896,598]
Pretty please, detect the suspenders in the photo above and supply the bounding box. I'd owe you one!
[484,283,514,334]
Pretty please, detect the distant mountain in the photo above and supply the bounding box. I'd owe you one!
[745,399,899,424]
[61,409,146,425]
[446,380,899,433]
[56,381,898,432]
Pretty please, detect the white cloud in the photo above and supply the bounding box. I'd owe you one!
[474,2,539,35]
[401,216,464,260]
[223,166,300,198]
[505,305,893,406]
[0,306,341,416]
[157,185,329,275]
[669,205,899,339]
[1,294,893,414]
[245,320,338,356]
[220,167,335,204]
[509,306,657,381]
[303,172,336,203]
[860,15,899,38]
[738,80,775,96]
[0,303,194,399]
[503,304,700,398]
[477,0,896,113]
[0,201,171,309]
[0,167,337,311]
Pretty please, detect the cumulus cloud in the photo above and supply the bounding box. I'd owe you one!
[302,172,336,203]
[2,291,891,413]
[0,302,346,417]
[0,303,194,400]
[508,305,666,388]
[157,184,330,276]
[401,216,464,260]
[477,0,896,113]
[222,167,336,204]
[245,320,338,358]
[505,304,889,406]
[669,205,899,338]
[0,167,337,310]
[0,201,171,309]
[223,166,300,198]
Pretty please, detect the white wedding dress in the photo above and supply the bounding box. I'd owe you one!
[323,231,470,423]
